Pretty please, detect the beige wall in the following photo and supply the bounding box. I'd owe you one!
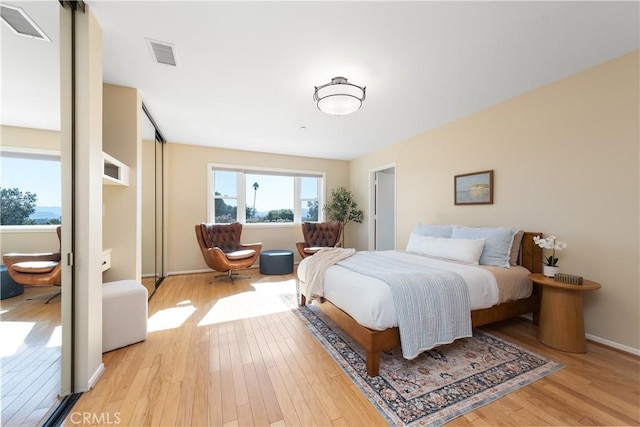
[102,84,142,283]
[0,228,60,257]
[166,143,349,273]
[1,125,60,151]
[0,126,61,256]
[349,51,640,351]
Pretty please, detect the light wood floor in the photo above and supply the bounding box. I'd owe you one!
[1,286,63,427]
[65,269,639,426]
[142,277,158,300]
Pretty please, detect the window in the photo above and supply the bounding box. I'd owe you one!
[208,164,324,224]
[300,176,319,222]
[0,149,61,226]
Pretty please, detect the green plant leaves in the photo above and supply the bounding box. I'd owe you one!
[323,186,364,246]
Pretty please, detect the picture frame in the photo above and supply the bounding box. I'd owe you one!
[454,170,493,205]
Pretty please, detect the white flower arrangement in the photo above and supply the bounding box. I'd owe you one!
[533,235,567,266]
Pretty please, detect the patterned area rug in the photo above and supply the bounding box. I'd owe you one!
[295,304,564,426]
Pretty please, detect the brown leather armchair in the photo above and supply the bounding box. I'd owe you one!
[296,221,343,258]
[195,222,262,283]
[3,226,62,303]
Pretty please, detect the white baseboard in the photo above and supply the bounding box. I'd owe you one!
[80,363,105,392]
[585,333,640,356]
[518,314,640,356]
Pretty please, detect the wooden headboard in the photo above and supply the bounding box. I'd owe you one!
[521,232,543,273]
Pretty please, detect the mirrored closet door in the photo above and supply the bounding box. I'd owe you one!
[0,2,71,424]
[141,104,165,298]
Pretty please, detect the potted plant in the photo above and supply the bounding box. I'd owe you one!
[323,186,364,247]
[533,235,568,277]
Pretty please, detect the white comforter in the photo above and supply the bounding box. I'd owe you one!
[302,247,356,302]
[298,250,532,331]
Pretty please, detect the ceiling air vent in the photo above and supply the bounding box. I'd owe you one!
[0,4,51,42]
[146,38,178,67]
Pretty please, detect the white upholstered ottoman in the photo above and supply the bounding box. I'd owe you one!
[102,280,148,352]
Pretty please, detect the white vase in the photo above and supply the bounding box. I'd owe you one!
[543,265,560,278]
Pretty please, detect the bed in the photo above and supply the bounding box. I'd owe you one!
[296,228,543,377]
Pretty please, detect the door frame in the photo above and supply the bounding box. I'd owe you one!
[368,163,397,251]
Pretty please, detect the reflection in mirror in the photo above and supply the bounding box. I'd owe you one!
[154,125,164,290]
[0,1,66,424]
[141,103,164,298]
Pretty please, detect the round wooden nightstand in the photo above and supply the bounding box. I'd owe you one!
[528,273,601,353]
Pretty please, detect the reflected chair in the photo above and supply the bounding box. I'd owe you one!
[296,221,343,258]
[195,222,262,283]
[2,226,62,303]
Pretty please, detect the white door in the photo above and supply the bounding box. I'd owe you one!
[373,167,395,251]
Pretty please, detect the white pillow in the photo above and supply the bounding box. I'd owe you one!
[406,233,486,265]
[451,226,517,268]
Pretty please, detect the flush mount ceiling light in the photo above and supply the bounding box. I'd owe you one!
[313,76,366,116]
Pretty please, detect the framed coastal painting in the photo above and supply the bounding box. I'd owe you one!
[454,170,493,205]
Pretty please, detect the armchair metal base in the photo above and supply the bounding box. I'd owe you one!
[210,270,251,284]
[44,291,61,304]
[26,289,61,304]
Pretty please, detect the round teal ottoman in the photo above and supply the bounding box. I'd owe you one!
[260,250,294,275]
[1,266,24,300]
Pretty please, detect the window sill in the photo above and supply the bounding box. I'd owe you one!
[241,223,301,229]
[0,225,59,234]
[214,222,321,229]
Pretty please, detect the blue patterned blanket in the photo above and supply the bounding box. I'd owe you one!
[337,251,472,359]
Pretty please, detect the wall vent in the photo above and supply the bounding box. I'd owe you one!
[1,4,51,42]
[146,38,178,67]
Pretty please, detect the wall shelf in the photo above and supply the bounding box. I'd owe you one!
[102,152,130,186]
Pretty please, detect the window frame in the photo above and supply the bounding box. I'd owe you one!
[207,163,325,226]
[0,147,62,231]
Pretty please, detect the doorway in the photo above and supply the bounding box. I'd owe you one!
[369,164,396,251]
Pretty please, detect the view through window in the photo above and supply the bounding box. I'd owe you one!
[0,151,62,226]
[209,165,323,224]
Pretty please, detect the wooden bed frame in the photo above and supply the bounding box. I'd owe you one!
[298,232,543,377]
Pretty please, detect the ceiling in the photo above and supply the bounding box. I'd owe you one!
[2,1,638,160]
